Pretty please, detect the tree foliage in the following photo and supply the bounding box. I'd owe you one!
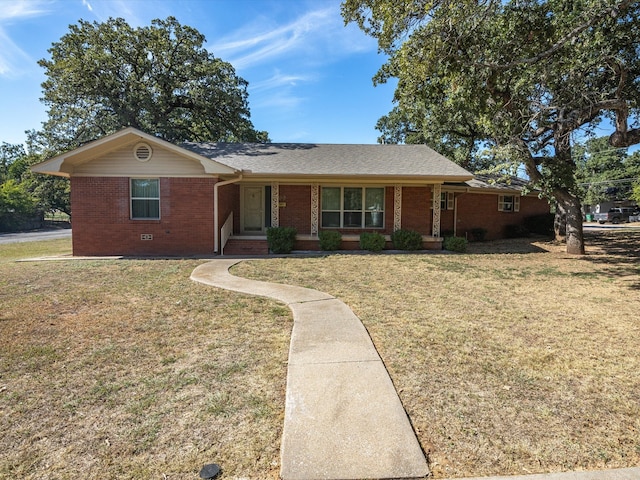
[0,141,70,222]
[343,0,640,254]
[574,137,640,205]
[38,16,268,149]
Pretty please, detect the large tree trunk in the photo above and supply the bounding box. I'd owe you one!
[555,190,585,255]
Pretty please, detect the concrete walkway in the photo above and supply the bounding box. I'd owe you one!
[190,259,429,480]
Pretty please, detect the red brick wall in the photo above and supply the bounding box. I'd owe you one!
[279,185,311,234]
[401,186,431,234]
[456,193,550,240]
[217,183,239,235]
[71,177,216,256]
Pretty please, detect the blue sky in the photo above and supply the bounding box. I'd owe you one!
[0,0,397,146]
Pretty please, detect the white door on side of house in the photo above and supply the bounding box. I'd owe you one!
[242,186,264,232]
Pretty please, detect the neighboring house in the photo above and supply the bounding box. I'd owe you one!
[32,127,549,256]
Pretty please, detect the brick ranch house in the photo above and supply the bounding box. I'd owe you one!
[32,127,550,256]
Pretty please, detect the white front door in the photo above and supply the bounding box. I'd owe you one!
[242,186,264,232]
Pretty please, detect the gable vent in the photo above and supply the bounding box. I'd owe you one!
[133,142,153,162]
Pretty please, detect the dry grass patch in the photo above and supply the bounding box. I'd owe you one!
[1,241,291,479]
[234,231,640,478]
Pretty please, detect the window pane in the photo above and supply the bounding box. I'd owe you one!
[131,179,159,198]
[343,188,362,210]
[321,211,340,228]
[343,211,362,227]
[322,187,341,210]
[365,188,384,211]
[365,211,383,228]
[132,199,160,219]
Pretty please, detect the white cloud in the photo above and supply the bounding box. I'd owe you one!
[209,4,375,116]
[251,71,312,92]
[0,0,51,22]
[209,5,373,71]
[83,0,149,27]
[0,0,51,77]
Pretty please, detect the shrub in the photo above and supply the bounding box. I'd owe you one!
[390,229,423,250]
[0,180,38,232]
[443,236,467,253]
[266,226,297,254]
[318,230,341,251]
[504,224,530,238]
[359,232,386,252]
[469,227,488,242]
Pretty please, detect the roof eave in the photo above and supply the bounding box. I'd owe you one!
[229,172,474,183]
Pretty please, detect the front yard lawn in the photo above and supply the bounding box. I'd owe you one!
[1,230,639,478]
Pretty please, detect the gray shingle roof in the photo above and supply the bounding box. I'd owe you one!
[180,142,473,179]
[464,174,532,191]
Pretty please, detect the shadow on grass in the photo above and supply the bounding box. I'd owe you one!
[464,230,640,289]
[583,229,640,290]
[466,236,552,254]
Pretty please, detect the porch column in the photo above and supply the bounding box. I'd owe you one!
[271,182,279,228]
[311,184,319,235]
[394,185,402,231]
[432,184,442,237]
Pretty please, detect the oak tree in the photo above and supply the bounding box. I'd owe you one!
[38,16,268,149]
[343,0,640,254]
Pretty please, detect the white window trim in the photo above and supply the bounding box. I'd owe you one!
[430,191,454,210]
[498,195,520,212]
[321,186,385,229]
[130,178,160,220]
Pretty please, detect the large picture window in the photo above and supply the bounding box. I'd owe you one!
[321,187,384,228]
[131,178,160,219]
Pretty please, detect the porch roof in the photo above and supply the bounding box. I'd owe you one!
[181,142,473,181]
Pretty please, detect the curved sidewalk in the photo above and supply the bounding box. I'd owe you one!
[191,259,429,480]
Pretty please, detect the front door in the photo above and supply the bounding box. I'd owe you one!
[242,186,264,232]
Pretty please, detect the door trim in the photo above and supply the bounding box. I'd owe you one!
[240,185,265,233]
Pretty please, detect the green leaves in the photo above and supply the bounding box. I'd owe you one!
[38,16,268,148]
[344,0,640,251]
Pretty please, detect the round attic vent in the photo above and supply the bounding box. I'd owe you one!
[134,142,153,162]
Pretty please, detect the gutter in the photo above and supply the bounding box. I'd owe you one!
[213,174,243,253]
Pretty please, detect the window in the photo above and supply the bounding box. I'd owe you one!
[430,191,454,210]
[131,179,160,219]
[441,191,454,210]
[321,187,384,228]
[498,195,520,212]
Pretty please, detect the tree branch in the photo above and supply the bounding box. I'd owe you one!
[475,1,631,70]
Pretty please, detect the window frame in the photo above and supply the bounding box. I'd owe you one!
[321,186,385,229]
[498,195,520,212]
[430,191,455,210]
[130,178,160,220]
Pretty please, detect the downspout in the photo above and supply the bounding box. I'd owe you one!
[214,174,243,253]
